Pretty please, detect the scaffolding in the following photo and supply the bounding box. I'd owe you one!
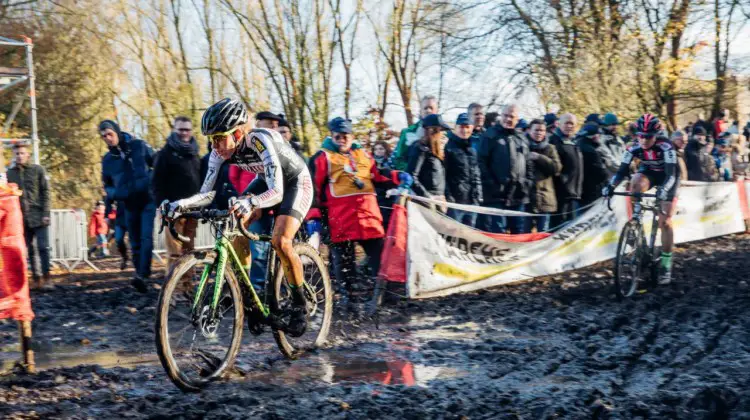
[0,36,39,165]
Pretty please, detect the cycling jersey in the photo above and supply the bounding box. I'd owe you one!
[611,138,677,193]
[175,128,310,217]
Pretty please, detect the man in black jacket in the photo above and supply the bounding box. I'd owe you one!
[152,116,202,274]
[445,113,482,227]
[527,119,561,232]
[99,120,156,292]
[684,126,719,182]
[8,144,52,289]
[478,104,531,234]
[577,123,613,206]
[549,113,584,228]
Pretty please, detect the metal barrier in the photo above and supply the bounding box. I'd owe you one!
[152,216,215,263]
[49,209,98,272]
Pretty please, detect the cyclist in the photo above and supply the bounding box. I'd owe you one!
[602,113,678,284]
[161,98,312,337]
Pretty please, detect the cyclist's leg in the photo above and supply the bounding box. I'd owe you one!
[658,181,678,283]
[629,172,650,193]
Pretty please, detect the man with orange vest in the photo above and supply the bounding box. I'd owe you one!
[309,117,412,304]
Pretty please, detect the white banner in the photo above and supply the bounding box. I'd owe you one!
[406,182,746,299]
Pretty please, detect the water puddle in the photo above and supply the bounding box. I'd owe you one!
[1,341,157,372]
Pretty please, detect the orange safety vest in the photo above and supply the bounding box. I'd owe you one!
[324,149,376,198]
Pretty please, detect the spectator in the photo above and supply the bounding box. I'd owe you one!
[599,113,626,172]
[278,115,304,157]
[407,114,448,209]
[484,112,499,129]
[577,123,613,207]
[585,113,602,126]
[478,104,531,234]
[444,113,483,227]
[309,117,411,304]
[671,130,688,181]
[88,200,109,258]
[544,113,558,132]
[468,103,486,151]
[391,95,439,170]
[99,120,156,293]
[743,117,750,143]
[713,132,734,181]
[371,140,393,230]
[713,109,730,138]
[685,126,719,181]
[527,119,561,232]
[7,144,51,289]
[695,112,713,140]
[516,118,529,133]
[549,113,584,228]
[105,198,128,269]
[728,120,740,136]
[623,122,638,146]
[255,111,281,130]
[152,116,201,274]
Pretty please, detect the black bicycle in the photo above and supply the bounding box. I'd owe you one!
[608,191,664,299]
[154,208,332,392]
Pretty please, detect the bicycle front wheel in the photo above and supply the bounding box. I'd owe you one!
[271,243,333,359]
[155,251,244,392]
[614,221,645,299]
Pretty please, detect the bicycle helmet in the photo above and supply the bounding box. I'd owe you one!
[201,98,249,135]
[636,113,661,136]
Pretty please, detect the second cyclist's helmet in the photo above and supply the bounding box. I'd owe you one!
[201,98,249,135]
[636,113,662,136]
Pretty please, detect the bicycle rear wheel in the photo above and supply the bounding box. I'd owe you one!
[271,243,333,359]
[614,221,645,299]
[155,251,244,392]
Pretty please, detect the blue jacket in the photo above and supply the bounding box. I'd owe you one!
[102,132,155,209]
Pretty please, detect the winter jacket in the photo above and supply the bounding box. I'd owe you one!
[101,132,155,209]
[599,129,626,172]
[478,125,531,206]
[390,121,422,171]
[712,149,733,181]
[228,165,256,195]
[577,136,614,206]
[151,134,202,204]
[7,162,50,229]
[309,137,401,243]
[88,210,108,237]
[200,152,237,211]
[713,118,729,138]
[528,137,562,213]
[407,139,446,198]
[444,132,483,205]
[470,127,485,153]
[549,129,584,201]
[676,149,688,181]
[685,140,719,182]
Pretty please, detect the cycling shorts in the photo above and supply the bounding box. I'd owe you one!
[638,169,679,200]
[246,171,313,223]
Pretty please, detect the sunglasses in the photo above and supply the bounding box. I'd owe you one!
[637,133,656,139]
[210,127,240,143]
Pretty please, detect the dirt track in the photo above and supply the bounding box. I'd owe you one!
[1,233,750,419]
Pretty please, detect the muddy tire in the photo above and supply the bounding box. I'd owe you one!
[614,221,644,300]
[155,251,244,392]
[270,243,333,359]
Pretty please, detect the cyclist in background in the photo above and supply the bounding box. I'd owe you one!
[161,98,312,337]
[602,114,679,285]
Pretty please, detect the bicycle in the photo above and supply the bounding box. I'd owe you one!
[154,208,333,392]
[608,191,664,299]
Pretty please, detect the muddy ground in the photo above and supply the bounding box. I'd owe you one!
[1,234,750,419]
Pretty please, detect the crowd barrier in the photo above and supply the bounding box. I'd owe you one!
[381,180,750,299]
[49,209,98,272]
[151,217,215,263]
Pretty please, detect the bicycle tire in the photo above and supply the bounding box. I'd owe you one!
[271,243,333,359]
[614,221,644,300]
[155,251,244,392]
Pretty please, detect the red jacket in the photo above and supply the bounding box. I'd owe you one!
[228,164,256,194]
[309,139,400,243]
[88,210,108,237]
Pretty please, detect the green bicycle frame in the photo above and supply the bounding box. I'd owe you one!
[192,236,271,321]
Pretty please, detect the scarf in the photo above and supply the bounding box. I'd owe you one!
[528,135,549,150]
[167,132,199,156]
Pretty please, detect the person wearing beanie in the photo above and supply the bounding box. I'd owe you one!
[152,116,201,275]
[599,113,626,172]
[99,119,156,292]
[585,113,602,126]
[684,126,719,181]
[444,113,483,227]
[544,113,559,132]
[576,122,613,206]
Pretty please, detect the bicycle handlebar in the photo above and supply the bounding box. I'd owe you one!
[159,208,262,243]
[606,191,661,212]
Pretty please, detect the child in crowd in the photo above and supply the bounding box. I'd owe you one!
[88,200,110,258]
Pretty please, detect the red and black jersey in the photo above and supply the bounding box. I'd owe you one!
[611,138,677,191]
